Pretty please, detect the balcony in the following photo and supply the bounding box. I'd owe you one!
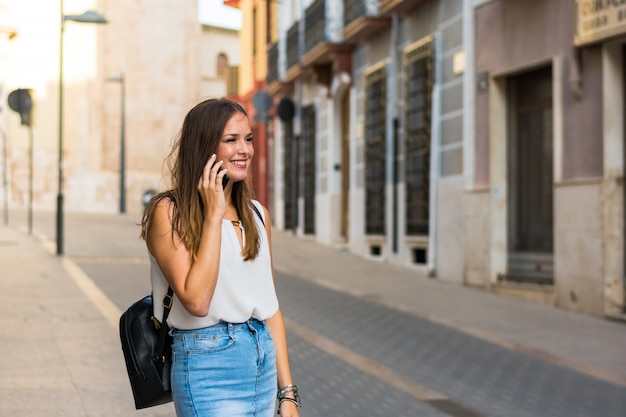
[267,42,279,86]
[284,20,301,82]
[302,0,352,68]
[343,0,390,44]
[266,41,288,96]
[378,0,428,16]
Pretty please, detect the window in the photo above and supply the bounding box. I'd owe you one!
[217,53,228,78]
[364,64,387,235]
[252,7,257,58]
[404,38,433,236]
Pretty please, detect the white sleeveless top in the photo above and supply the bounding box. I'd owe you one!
[150,200,279,329]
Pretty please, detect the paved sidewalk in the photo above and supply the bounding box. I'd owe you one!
[0,224,173,417]
[1,212,625,417]
[270,229,626,387]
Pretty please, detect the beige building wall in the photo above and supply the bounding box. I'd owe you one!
[200,25,240,99]
[1,0,237,215]
[239,0,254,96]
[238,0,270,97]
[0,0,16,204]
[602,43,625,316]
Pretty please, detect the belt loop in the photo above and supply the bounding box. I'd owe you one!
[246,319,255,333]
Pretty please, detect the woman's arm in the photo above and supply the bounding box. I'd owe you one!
[263,206,300,417]
[266,309,300,416]
[146,155,227,316]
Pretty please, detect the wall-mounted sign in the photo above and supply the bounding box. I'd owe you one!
[575,0,626,46]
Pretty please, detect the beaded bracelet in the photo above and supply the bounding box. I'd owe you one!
[279,398,300,407]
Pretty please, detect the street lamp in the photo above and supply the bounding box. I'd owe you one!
[107,73,126,214]
[57,4,107,255]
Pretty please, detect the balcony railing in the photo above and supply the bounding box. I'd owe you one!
[379,0,428,16]
[304,0,343,55]
[343,0,390,44]
[345,0,380,27]
[286,21,300,71]
[267,42,279,85]
[305,0,325,54]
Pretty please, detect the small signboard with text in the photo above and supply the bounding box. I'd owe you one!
[575,0,626,45]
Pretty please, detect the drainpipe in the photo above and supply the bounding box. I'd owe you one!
[428,34,442,276]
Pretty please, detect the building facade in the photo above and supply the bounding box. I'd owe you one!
[265,0,625,318]
[267,0,468,280]
[472,0,624,317]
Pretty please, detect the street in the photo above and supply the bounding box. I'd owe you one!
[4,210,626,417]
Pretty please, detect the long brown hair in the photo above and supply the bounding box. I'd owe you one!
[140,98,261,261]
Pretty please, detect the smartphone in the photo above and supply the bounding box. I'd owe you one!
[211,161,230,188]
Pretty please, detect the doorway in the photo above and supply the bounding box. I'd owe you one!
[283,120,297,231]
[506,66,554,283]
[302,105,316,235]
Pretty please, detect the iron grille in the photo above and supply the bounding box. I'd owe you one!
[364,65,386,235]
[344,0,366,27]
[267,42,279,85]
[283,121,296,229]
[497,272,554,286]
[305,0,326,54]
[302,105,316,235]
[404,39,433,236]
[286,21,299,70]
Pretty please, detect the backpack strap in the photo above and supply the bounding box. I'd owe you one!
[154,286,173,364]
[251,202,265,227]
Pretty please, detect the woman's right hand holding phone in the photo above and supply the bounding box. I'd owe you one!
[197,154,228,222]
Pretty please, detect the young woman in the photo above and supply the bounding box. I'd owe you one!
[140,98,300,417]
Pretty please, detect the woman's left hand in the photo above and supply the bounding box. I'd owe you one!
[277,400,300,417]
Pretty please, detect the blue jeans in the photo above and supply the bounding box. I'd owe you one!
[171,319,277,417]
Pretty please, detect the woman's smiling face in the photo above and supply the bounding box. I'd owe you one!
[215,111,254,183]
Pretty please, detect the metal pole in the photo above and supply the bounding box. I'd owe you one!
[56,0,65,255]
[28,126,33,235]
[1,127,8,225]
[119,73,126,213]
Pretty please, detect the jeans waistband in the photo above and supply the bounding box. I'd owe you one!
[172,318,265,335]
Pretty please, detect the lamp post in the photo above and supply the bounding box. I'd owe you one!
[57,4,107,255]
[107,73,126,214]
[1,127,8,226]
